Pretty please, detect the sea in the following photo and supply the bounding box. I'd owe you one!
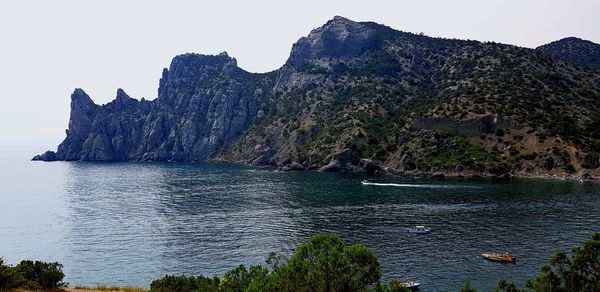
[1,146,599,291]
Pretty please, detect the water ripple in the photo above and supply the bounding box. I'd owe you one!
[1,161,599,291]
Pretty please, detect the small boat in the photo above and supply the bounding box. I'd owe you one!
[482,252,516,263]
[407,225,431,234]
[396,280,420,290]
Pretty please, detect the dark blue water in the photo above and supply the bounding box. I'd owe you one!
[1,147,599,291]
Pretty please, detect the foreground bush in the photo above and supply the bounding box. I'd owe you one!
[151,233,599,292]
[150,274,219,292]
[0,258,17,291]
[7,232,596,291]
[0,258,66,291]
[14,260,66,289]
[74,285,147,292]
[484,232,600,292]
[151,234,403,292]
[271,234,381,291]
[523,232,600,291]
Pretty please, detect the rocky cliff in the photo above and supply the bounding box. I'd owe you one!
[35,16,600,180]
[35,53,275,162]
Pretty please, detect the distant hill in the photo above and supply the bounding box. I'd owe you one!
[34,16,600,180]
[537,37,600,69]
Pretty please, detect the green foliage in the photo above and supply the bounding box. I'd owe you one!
[150,274,220,292]
[526,233,600,291]
[150,234,387,292]
[74,285,147,292]
[537,37,600,70]
[587,113,600,140]
[0,257,17,291]
[545,115,584,146]
[265,252,286,272]
[348,51,405,77]
[420,137,503,171]
[372,280,410,292]
[273,234,381,292]
[516,152,538,161]
[221,265,269,292]
[496,279,525,292]
[0,258,66,290]
[497,233,600,291]
[4,233,600,291]
[13,260,66,289]
[461,279,477,292]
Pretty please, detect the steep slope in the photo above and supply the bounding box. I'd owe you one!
[219,17,600,179]
[35,16,600,180]
[35,53,276,162]
[537,37,600,69]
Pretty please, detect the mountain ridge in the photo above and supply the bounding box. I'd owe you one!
[536,37,600,69]
[34,16,600,181]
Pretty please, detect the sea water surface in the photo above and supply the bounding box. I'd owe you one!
[1,146,599,291]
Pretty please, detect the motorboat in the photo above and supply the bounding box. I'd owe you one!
[396,280,420,290]
[407,225,430,234]
[482,252,516,263]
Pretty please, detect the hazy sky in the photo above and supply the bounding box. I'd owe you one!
[1,0,599,148]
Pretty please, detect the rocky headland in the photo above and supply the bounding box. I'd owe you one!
[34,16,600,181]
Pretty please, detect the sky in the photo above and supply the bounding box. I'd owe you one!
[1,0,599,148]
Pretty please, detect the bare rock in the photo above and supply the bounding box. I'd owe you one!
[32,151,58,161]
[319,159,343,172]
[281,161,306,172]
[359,158,381,174]
[431,172,445,179]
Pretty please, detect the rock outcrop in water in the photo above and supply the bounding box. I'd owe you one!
[35,16,600,180]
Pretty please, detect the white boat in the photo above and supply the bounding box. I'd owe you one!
[396,280,420,290]
[407,225,431,234]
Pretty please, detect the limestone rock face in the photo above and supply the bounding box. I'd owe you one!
[286,16,387,66]
[51,87,150,161]
[319,149,353,172]
[36,53,271,162]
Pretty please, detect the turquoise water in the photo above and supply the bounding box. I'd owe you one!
[1,147,599,291]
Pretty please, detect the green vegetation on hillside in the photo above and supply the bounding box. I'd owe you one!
[418,136,505,172]
[536,37,600,70]
[223,23,600,178]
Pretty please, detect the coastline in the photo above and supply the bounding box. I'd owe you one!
[31,157,600,185]
[382,168,600,184]
[215,156,600,184]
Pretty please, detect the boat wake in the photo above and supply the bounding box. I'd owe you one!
[360,181,481,189]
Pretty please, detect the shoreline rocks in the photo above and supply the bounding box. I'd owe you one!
[32,151,58,161]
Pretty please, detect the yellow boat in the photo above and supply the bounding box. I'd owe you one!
[482,252,516,263]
